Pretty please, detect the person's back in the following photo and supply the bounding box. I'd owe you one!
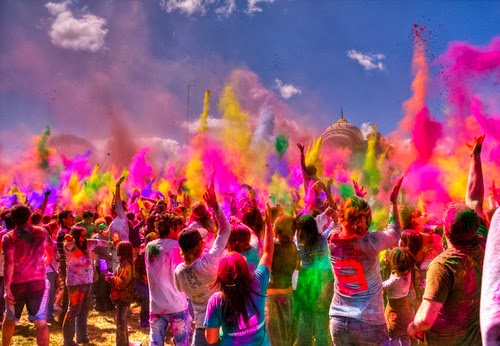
[424,241,483,345]
[328,223,401,324]
[175,199,230,344]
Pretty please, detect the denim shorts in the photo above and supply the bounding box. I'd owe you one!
[330,316,389,346]
[6,280,48,321]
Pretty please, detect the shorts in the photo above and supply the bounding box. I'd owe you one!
[6,280,48,322]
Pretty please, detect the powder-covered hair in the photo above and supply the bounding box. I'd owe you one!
[211,252,260,329]
[338,196,372,234]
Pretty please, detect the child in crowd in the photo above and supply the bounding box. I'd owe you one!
[383,247,415,346]
[107,241,135,346]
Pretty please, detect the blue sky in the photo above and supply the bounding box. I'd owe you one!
[0,0,499,158]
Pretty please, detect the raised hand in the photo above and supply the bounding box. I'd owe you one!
[297,143,305,153]
[264,202,273,226]
[490,180,500,206]
[116,176,126,186]
[353,180,367,198]
[203,184,218,210]
[465,134,485,156]
[390,176,404,204]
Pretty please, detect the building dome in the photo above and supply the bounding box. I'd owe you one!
[321,110,365,152]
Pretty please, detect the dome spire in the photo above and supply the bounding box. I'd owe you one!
[340,106,344,120]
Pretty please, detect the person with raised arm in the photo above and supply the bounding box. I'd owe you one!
[466,134,488,238]
[328,176,404,345]
[407,136,486,345]
[109,176,130,243]
[175,175,231,346]
[204,203,274,345]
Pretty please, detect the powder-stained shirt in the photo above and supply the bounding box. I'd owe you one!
[204,265,270,346]
[328,221,401,325]
[2,225,51,284]
[175,206,230,327]
[111,259,134,304]
[424,240,484,346]
[146,237,188,315]
[64,238,110,286]
[383,271,411,300]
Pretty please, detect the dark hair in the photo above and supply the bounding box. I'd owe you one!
[58,209,73,225]
[70,226,87,251]
[297,215,320,249]
[274,215,296,243]
[400,229,424,259]
[211,252,260,329]
[227,224,252,253]
[389,247,415,273]
[242,207,265,239]
[126,212,135,222]
[31,211,42,225]
[11,204,31,227]
[117,241,134,263]
[1,212,15,230]
[443,203,479,245]
[82,210,95,219]
[155,211,185,238]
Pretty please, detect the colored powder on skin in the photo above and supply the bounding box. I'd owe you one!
[275,134,289,157]
[411,107,442,163]
[199,90,210,132]
[36,126,52,170]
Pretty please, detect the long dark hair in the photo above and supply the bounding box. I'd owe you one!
[211,252,259,329]
[297,215,321,249]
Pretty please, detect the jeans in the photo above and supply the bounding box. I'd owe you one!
[267,292,294,346]
[136,281,149,324]
[297,309,331,346]
[330,316,389,346]
[63,283,92,346]
[149,309,192,346]
[116,303,129,346]
[46,271,57,321]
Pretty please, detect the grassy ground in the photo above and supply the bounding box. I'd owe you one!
[6,303,153,346]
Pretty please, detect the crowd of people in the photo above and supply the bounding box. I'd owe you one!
[1,135,500,346]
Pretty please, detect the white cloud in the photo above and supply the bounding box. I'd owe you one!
[347,50,385,71]
[159,0,271,16]
[247,0,274,13]
[159,0,209,15]
[275,79,302,99]
[45,1,108,52]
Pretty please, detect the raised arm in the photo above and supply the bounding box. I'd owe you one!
[40,189,51,216]
[114,176,126,217]
[466,134,486,220]
[297,143,312,189]
[258,203,274,270]
[204,175,230,256]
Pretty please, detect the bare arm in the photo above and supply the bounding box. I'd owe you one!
[40,189,51,216]
[3,246,15,304]
[258,203,274,270]
[205,328,220,345]
[466,134,485,220]
[407,298,443,337]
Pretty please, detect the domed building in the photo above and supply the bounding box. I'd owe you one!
[321,109,366,153]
